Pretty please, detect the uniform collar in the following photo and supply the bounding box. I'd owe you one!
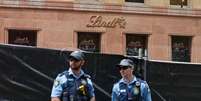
[68,68,84,79]
[119,75,137,85]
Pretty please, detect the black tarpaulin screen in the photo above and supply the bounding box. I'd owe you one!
[1,44,201,101]
[0,44,124,101]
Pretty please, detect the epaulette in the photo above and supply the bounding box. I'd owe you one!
[116,79,123,85]
[135,77,144,86]
[58,71,68,77]
[136,77,143,82]
[114,82,119,85]
[83,74,91,79]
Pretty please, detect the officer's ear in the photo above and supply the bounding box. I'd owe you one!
[81,60,85,66]
[131,66,135,72]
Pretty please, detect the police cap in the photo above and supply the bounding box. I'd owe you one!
[116,59,134,69]
[69,51,85,61]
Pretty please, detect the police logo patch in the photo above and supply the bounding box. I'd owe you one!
[148,88,150,92]
[81,79,87,85]
[133,87,139,95]
[53,80,60,87]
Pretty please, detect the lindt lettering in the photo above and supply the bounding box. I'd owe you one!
[87,16,126,28]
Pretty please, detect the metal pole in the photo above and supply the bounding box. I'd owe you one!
[138,48,143,79]
[138,48,143,59]
[144,49,148,80]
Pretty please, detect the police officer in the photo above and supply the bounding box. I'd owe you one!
[112,59,152,101]
[51,51,95,101]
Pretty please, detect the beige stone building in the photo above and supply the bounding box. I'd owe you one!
[0,0,201,62]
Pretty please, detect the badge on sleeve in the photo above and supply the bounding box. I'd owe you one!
[54,80,60,87]
[81,79,87,85]
[148,88,150,92]
[145,83,150,92]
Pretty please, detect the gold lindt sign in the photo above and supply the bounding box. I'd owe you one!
[86,16,126,28]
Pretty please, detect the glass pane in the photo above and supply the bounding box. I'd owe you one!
[78,32,100,52]
[171,36,191,62]
[8,29,37,46]
[170,0,187,6]
[125,0,144,3]
[126,34,147,57]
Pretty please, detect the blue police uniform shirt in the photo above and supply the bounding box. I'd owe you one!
[51,68,95,98]
[112,76,152,101]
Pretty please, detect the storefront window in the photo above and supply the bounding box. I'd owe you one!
[171,36,191,62]
[78,32,100,52]
[126,34,147,57]
[170,0,187,7]
[125,0,144,3]
[8,29,37,46]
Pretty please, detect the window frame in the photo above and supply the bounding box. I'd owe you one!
[169,0,188,8]
[77,32,101,53]
[125,34,148,57]
[171,36,192,62]
[7,29,37,46]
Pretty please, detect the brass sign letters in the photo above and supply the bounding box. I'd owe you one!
[87,16,126,28]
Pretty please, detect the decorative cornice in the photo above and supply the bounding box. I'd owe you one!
[0,0,201,17]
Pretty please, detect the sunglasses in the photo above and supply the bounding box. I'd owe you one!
[118,66,130,71]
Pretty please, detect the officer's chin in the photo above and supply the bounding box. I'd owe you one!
[71,67,80,71]
[121,74,127,78]
[121,74,125,77]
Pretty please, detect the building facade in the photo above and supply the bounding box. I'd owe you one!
[0,0,201,62]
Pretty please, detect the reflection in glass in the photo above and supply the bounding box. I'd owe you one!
[170,0,187,6]
[126,34,147,57]
[171,36,191,62]
[78,32,100,52]
[8,29,37,46]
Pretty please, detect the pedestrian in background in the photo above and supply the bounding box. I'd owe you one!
[51,51,95,101]
[112,59,152,101]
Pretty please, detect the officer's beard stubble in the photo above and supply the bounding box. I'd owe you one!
[70,61,85,71]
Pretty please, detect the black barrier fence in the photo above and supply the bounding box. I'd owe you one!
[147,60,201,101]
[1,44,201,101]
[0,45,65,101]
[0,44,124,101]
